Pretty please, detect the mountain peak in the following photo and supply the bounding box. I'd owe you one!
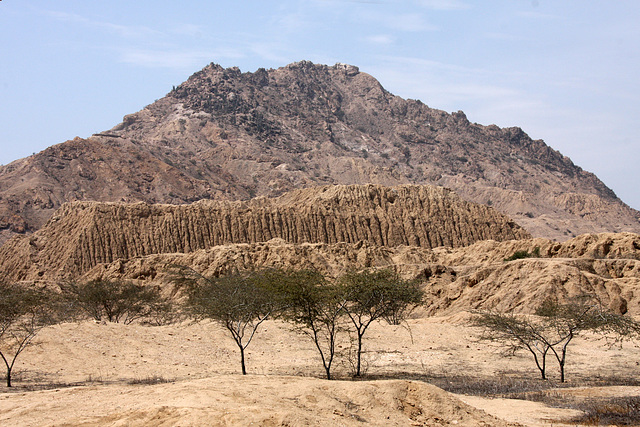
[0,60,638,245]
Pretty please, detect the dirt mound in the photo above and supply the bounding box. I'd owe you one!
[0,184,528,283]
[0,376,513,426]
[84,232,640,316]
[424,257,640,315]
[422,233,640,315]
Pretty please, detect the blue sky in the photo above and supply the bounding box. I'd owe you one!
[1,1,639,209]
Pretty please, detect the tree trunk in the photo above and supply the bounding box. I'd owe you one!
[536,356,546,380]
[240,346,247,375]
[1,354,13,387]
[559,340,569,383]
[355,334,363,377]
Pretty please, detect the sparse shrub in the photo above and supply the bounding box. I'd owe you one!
[62,280,167,325]
[341,335,381,378]
[143,299,183,326]
[504,247,540,261]
[569,396,640,425]
[128,375,172,386]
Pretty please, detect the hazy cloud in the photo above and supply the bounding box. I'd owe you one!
[171,24,205,38]
[387,13,437,31]
[364,34,395,45]
[415,0,470,11]
[360,11,437,32]
[516,10,561,20]
[39,8,159,39]
[315,0,386,3]
[248,42,294,64]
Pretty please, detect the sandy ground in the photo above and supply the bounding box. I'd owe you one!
[1,315,639,426]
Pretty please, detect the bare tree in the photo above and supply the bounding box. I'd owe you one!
[338,269,424,377]
[0,283,62,387]
[472,311,551,380]
[534,298,639,383]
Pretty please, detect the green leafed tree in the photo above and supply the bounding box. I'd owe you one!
[62,280,167,325]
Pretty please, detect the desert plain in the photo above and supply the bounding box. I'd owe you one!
[0,312,639,426]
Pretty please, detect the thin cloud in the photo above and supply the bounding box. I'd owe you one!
[516,10,561,20]
[315,0,386,3]
[170,24,205,38]
[483,32,528,42]
[376,55,488,77]
[38,8,160,39]
[360,10,437,32]
[415,0,470,11]
[364,34,395,45]
[248,42,294,64]
[387,13,437,31]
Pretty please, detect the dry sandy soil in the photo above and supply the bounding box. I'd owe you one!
[1,315,639,426]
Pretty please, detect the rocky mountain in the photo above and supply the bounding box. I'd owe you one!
[0,184,528,283]
[1,61,639,245]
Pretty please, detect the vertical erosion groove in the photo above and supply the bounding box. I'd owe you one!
[4,185,530,278]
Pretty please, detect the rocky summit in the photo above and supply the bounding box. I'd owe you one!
[0,61,638,245]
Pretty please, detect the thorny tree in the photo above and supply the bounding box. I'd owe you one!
[472,311,551,380]
[338,269,424,377]
[178,267,283,375]
[62,280,167,325]
[473,297,640,382]
[535,298,639,382]
[276,270,345,380]
[0,283,63,387]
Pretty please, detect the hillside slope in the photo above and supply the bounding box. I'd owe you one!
[0,184,528,283]
[75,232,640,316]
[0,61,638,244]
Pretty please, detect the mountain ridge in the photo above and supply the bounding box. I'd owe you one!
[0,60,638,245]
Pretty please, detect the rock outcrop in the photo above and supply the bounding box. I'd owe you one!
[82,232,640,316]
[75,232,640,316]
[3,185,639,316]
[1,61,638,244]
[0,184,528,282]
